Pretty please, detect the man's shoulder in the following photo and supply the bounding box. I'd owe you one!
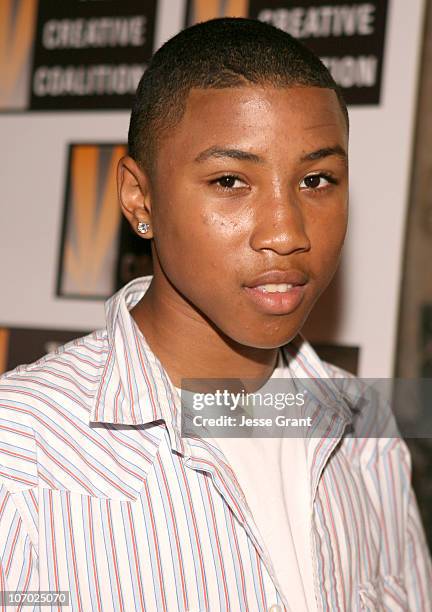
[0,328,109,424]
[1,328,108,382]
[319,359,369,406]
[319,361,409,459]
[0,328,136,496]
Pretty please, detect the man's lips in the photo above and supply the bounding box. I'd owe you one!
[244,269,309,289]
[242,269,309,315]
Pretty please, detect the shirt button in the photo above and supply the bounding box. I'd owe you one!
[268,606,282,612]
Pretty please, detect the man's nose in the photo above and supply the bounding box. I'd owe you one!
[249,189,311,256]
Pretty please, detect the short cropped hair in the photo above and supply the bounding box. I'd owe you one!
[128,17,349,177]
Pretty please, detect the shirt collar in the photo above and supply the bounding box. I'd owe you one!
[89,275,355,455]
[90,275,188,455]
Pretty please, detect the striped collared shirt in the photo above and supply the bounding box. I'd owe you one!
[0,275,431,611]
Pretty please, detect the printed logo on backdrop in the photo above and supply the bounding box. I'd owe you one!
[185,0,388,105]
[186,0,249,21]
[0,0,38,110]
[0,0,158,111]
[57,144,126,299]
[0,329,9,374]
[30,0,157,110]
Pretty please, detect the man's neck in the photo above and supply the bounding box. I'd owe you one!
[130,278,279,390]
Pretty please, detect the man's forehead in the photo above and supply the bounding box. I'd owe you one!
[185,83,340,104]
[155,85,348,166]
[182,85,346,129]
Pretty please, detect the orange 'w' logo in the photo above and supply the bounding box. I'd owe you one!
[187,0,249,25]
[0,328,10,375]
[62,145,126,296]
[0,0,38,109]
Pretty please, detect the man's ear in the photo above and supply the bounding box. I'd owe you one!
[117,155,153,238]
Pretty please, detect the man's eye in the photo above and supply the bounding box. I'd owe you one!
[211,175,245,191]
[300,173,336,190]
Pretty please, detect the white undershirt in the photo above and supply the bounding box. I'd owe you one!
[177,351,317,611]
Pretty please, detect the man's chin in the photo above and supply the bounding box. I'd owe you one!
[223,324,304,351]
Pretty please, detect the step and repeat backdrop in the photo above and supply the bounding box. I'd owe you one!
[0,0,427,378]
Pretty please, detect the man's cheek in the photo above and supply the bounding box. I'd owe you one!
[312,223,345,254]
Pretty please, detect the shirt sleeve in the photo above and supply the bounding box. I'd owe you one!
[0,389,40,611]
[0,483,39,610]
[404,481,432,610]
[384,410,432,610]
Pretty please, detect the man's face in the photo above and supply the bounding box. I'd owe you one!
[149,85,348,348]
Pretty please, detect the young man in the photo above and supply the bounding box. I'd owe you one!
[0,16,431,612]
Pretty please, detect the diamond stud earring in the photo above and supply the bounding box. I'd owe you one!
[137,222,150,234]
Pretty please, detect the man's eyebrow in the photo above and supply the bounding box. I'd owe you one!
[194,146,264,164]
[300,145,347,163]
[193,144,348,165]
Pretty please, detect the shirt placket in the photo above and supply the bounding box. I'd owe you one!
[184,439,292,611]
